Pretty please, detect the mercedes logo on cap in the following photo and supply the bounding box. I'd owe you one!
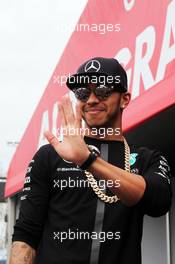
[84,60,101,72]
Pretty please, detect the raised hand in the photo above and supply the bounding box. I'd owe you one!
[44,94,90,166]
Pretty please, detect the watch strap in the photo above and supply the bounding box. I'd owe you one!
[80,151,98,170]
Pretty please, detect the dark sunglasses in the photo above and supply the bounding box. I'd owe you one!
[72,84,116,102]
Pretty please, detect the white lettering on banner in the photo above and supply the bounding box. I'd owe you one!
[115,48,132,90]
[123,0,136,11]
[38,110,49,149]
[156,0,175,83]
[116,0,175,99]
[132,26,156,99]
[37,96,74,148]
[38,102,67,148]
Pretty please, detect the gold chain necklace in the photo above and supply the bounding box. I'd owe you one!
[84,137,130,203]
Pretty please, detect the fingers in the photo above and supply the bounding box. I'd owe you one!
[58,102,67,127]
[61,94,75,126]
[57,94,81,138]
[44,131,60,149]
[75,103,82,129]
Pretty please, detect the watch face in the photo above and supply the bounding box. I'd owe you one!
[87,145,100,156]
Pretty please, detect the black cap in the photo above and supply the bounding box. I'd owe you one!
[66,57,127,92]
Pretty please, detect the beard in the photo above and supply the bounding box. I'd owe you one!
[82,106,121,129]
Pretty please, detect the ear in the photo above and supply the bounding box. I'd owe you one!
[120,93,131,109]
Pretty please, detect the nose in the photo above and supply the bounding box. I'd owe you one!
[86,91,100,104]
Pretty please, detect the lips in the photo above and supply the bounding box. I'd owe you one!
[84,108,105,116]
[84,107,105,112]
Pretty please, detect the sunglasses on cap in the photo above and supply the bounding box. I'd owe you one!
[72,84,120,102]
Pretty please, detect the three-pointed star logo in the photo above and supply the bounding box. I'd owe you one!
[84,60,101,72]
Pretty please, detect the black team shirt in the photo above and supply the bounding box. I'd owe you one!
[12,136,172,264]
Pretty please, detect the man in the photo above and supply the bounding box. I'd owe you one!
[10,57,172,264]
